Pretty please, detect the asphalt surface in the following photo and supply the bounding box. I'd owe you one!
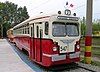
[0,39,34,72]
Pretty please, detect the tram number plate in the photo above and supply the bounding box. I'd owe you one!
[60,46,68,53]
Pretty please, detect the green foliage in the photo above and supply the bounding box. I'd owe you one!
[91,61,100,67]
[0,1,29,37]
[92,23,100,35]
[81,23,86,36]
[80,17,100,36]
[81,59,100,67]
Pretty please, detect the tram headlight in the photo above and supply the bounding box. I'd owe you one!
[75,41,80,51]
[53,47,58,51]
[76,45,80,49]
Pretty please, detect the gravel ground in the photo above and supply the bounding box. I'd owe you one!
[7,39,100,72]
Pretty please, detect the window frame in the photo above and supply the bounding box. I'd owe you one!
[45,22,49,35]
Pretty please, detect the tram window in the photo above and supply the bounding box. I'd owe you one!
[26,28,28,34]
[23,29,24,34]
[28,28,29,34]
[45,22,49,35]
[66,23,79,36]
[19,29,21,34]
[33,24,34,37]
[31,27,33,37]
[37,26,39,38]
[25,28,26,34]
[31,23,34,37]
[21,29,23,34]
[11,30,13,34]
[20,29,21,34]
[40,29,43,38]
[52,22,66,37]
[31,25,34,37]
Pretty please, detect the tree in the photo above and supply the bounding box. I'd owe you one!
[0,1,29,37]
[81,17,86,37]
[92,22,100,35]
[80,17,100,36]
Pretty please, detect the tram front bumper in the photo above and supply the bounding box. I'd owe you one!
[42,52,80,66]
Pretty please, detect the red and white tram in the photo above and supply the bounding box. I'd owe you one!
[13,9,81,67]
[7,28,14,43]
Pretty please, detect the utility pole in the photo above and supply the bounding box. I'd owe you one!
[85,0,93,64]
[83,16,85,36]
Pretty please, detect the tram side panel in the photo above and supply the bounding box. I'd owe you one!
[30,39,80,67]
[7,29,14,43]
[14,36,80,67]
[14,35,80,67]
[41,39,54,67]
[30,38,73,67]
[14,33,80,67]
[14,36,30,54]
[30,38,52,67]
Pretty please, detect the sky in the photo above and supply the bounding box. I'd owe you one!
[0,0,100,20]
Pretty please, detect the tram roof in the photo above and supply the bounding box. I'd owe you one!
[13,13,79,29]
[13,14,52,29]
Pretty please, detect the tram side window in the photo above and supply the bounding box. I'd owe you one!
[25,28,26,34]
[45,22,49,35]
[31,27,33,37]
[26,28,28,34]
[28,28,29,34]
[23,29,24,34]
[11,30,13,34]
[37,26,39,38]
[31,24,34,37]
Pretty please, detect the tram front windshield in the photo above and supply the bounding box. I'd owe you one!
[52,22,79,37]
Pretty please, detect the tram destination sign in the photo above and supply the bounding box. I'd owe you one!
[57,16,79,21]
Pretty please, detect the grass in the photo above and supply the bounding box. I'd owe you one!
[80,37,100,67]
[91,61,100,67]
[92,47,100,58]
[92,37,100,45]
[80,58,100,67]
[80,47,100,67]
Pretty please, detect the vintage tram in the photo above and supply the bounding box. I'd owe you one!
[7,28,14,43]
[13,9,81,67]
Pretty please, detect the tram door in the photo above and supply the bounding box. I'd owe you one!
[30,24,35,60]
[34,22,42,62]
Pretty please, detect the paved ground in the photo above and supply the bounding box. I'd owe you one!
[0,39,34,72]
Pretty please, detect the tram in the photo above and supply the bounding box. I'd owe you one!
[13,9,81,67]
[7,28,14,43]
